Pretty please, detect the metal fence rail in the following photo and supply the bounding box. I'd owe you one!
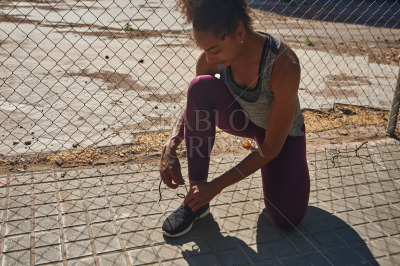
[0,0,399,161]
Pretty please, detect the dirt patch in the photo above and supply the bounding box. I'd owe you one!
[251,9,400,66]
[113,117,174,133]
[1,103,398,174]
[0,39,12,46]
[0,14,37,25]
[54,26,188,41]
[19,0,60,3]
[1,1,63,9]
[289,42,400,66]
[327,43,398,66]
[155,41,197,49]
[304,103,391,133]
[325,74,372,87]
[14,4,68,12]
[1,8,188,42]
[67,69,157,92]
[0,128,397,175]
[139,3,163,9]
[0,1,69,15]
[43,23,120,31]
[141,92,186,103]
[0,131,172,174]
[311,87,361,100]
[306,124,387,147]
[309,73,372,99]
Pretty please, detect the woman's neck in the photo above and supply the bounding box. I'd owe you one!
[232,31,266,69]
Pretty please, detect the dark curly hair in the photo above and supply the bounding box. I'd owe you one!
[177,0,252,37]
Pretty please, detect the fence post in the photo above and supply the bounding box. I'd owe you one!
[387,64,400,136]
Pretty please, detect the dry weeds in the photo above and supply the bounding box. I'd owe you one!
[1,104,398,174]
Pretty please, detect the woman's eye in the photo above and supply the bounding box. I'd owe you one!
[211,50,220,55]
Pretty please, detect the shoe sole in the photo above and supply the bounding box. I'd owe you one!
[162,207,210,238]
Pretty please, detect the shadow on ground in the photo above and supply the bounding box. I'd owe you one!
[165,207,377,265]
[249,0,400,29]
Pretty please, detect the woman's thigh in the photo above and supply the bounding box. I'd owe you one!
[185,75,265,180]
[185,75,265,143]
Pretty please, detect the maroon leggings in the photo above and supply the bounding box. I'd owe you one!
[184,75,310,229]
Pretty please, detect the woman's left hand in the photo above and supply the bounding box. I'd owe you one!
[183,182,220,212]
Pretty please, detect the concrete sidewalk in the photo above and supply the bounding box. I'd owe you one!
[0,138,399,265]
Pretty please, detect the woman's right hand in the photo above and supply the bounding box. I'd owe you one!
[159,143,185,189]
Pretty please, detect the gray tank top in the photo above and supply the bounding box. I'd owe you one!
[218,33,304,137]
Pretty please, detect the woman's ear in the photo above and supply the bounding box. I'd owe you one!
[235,23,246,43]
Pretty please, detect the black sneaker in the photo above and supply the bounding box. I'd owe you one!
[162,203,210,237]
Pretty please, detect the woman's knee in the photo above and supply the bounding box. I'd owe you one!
[270,211,305,229]
[264,201,308,229]
[187,75,222,97]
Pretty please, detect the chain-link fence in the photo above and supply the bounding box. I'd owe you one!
[0,0,399,169]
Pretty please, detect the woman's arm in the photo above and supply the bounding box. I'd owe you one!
[212,44,300,190]
[184,45,301,211]
[159,107,186,189]
[196,51,219,76]
[159,51,218,189]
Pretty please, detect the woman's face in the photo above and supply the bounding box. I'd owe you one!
[194,28,243,66]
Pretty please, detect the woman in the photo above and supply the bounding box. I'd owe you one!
[160,0,310,237]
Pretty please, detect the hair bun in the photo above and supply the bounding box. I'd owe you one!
[176,0,251,35]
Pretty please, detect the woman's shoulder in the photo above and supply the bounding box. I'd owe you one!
[274,42,299,73]
[269,42,300,94]
[257,31,281,52]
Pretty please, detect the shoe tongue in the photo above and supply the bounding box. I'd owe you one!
[173,204,191,214]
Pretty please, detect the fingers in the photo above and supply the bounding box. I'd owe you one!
[184,196,204,212]
[163,174,179,189]
[183,186,204,211]
[183,187,194,206]
[190,202,204,212]
[171,170,185,186]
[184,184,212,212]
[160,161,184,189]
